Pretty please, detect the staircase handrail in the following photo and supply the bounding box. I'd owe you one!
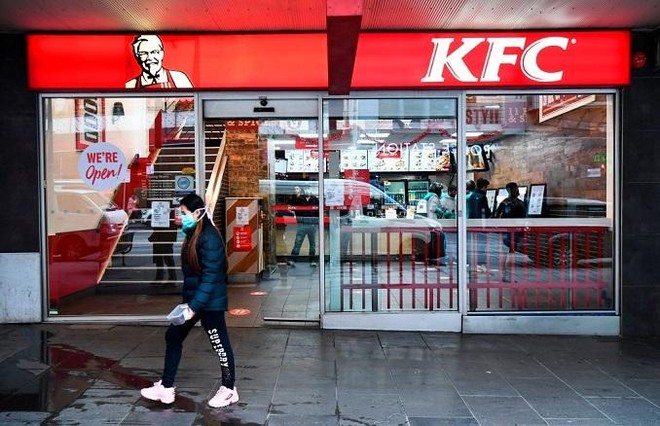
[205,132,228,215]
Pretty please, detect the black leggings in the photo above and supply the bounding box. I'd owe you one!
[161,310,235,389]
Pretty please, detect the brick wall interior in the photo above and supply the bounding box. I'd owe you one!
[472,97,607,201]
[224,129,273,257]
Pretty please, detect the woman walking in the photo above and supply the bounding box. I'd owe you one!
[140,193,238,408]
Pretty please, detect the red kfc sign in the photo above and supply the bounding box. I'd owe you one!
[28,31,629,90]
[353,31,630,88]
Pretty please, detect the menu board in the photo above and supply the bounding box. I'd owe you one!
[435,147,453,172]
[285,150,322,172]
[408,147,452,172]
[368,148,409,172]
[409,148,437,171]
[284,143,484,174]
[527,184,546,216]
[340,150,368,171]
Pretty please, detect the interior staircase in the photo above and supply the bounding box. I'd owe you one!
[97,120,228,295]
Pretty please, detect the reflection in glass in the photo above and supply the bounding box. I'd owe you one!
[44,96,196,316]
[465,94,614,312]
[322,98,460,313]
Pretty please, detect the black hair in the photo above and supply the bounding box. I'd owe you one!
[476,178,490,189]
[180,192,205,212]
[466,180,476,191]
[429,181,443,195]
[505,182,519,193]
[179,192,218,274]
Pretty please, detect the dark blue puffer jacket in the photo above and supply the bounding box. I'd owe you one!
[181,224,228,312]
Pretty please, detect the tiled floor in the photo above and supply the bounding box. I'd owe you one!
[54,263,321,327]
[1,324,660,425]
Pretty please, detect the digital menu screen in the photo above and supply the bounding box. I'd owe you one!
[340,150,369,171]
[286,150,325,172]
[368,148,409,172]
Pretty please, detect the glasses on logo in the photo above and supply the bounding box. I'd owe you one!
[137,49,162,60]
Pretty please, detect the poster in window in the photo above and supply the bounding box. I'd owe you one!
[517,185,528,203]
[150,201,171,228]
[323,179,345,207]
[485,189,497,213]
[527,184,546,216]
[495,188,508,212]
[466,144,489,172]
[274,159,287,174]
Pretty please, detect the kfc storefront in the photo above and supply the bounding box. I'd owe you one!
[29,30,629,334]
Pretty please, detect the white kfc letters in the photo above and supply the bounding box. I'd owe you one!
[422,36,571,83]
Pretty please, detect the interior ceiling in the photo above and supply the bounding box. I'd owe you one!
[2,0,658,93]
[1,0,658,32]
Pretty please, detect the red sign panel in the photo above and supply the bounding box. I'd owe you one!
[28,34,327,90]
[225,120,260,131]
[233,226,252,252]
[352,31,630,88]
[28,31,629,90]
[344,170,371,206]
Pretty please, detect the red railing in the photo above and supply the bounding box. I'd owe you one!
[338,223,612,312]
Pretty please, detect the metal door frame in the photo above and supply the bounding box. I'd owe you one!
[319,91,464,331]
[199,91,325,324]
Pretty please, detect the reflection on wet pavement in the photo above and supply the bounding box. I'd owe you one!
[0,325,258,425]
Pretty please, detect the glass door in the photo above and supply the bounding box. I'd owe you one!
[320,96,462,331]
[202,94,321,324]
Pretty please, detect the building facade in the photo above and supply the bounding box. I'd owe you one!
[0,30,659,336]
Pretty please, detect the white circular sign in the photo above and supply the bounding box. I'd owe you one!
[78,143,128,190]
[175,175,195,192]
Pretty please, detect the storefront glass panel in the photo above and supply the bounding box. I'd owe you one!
[254,118,322,322]
[465,93,615,312]
[322,97,459,313]
[44,96,195,316]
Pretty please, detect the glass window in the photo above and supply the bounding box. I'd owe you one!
[465,93,615,312]
[44,96,195,316]
[323,97,459,313]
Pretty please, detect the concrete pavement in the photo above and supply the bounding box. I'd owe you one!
[1,323,660,425]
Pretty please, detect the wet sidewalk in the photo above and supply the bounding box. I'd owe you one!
[1,324,660,425]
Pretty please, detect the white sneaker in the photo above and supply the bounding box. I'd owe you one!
[208,386,239,408]
[140,380,175,404]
